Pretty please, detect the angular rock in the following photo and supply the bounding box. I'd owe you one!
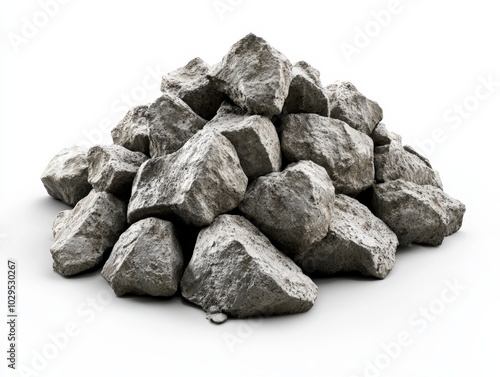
[282,61,329,116]
[239,161,335,255]
[372,179,466,246]
[295,195,398,279]
[374,142,443,188]
[102,218,183,297]
[111,105,150,155]
[41,146,92,206]
[50,190,127,276]
[87,145,148,196]
[281,114,374,196]
[181,215,318,319]
[328,81,383,135]
[403,145,433,168]
[209,33,292,117]
[52,210,71,238]
[371,122,402,146]
[205,102,281,180]
[146,94,207,158]
[128,130,248,227]
[161,58,225,120]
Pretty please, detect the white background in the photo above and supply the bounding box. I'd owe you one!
[1,1,499,376]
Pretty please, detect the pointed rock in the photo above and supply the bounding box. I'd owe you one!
[111,105,150,155]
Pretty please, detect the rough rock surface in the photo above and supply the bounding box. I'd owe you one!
[111,105,150,155]
[239,161,335,255]
[403,145,433,168]
[371,122,402,146]
[87,145,148,196]
[146,94,207,157]
[181,215,318,319]
[282,61,329,116]
[281,114,374,196]
[205,103,281,180]
[372,179,466,246]
[374,142,443,188]
[161,58,225,120]
[328,81,383,135]
[128,130,248,227]
[295,195,398,279]
[50,190,127,276]
[41,146,92,206]
[209,33,292,117]
[102,218,183,297]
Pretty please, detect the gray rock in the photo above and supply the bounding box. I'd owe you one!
[371,122,402,146]
[41,146,93,206]
[403,145,433,168]
[209,33,292,117]
[52,210,71,238]
[205,102,281,180]
[87,145,148,196]
[128,130,248,227]
[282,61,329,116]
[295,194,398,279]
[372,179,466,246]
[239,161,335,255]
[374,142,443,189]
[111,105,150,155]
[281,114,374,196]
[161,58,225,120]
[181,215,318,319]
[328,81,383,135]
[102,218,183,297]
[146,94,207,158]
[50,190,127,276]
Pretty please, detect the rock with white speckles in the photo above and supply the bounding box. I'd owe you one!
[111,105,150,155]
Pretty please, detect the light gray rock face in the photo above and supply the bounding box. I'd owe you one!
[102,218,183,297]
[41,146,92,206]
[403,145,433,168]
[328,81,383,135]
[282,61,329,116]
[128,130,248,227]
[52,210,71,238]
[295,195,398,279]
[181,215,318,319]
[205,103,281,180]
[111,105,150,155]
[87,145,148,196]
[281,114,374,196]
[209,33,292,117]
[371,122,402,146]
[372,179,466,246]
[50,190,127,276]
[146,94,207,158]
[161,58,225,121]
[374,142,443,189]
[239,161,335,255]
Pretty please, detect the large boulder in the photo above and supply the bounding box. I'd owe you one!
[111,105,150,155]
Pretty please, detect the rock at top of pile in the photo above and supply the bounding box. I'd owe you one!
[111,105,150,155]
[370,122,402,146]
[161,57,225,121]
[209,33,293,117]
[41,146,93,206]
[128,129,248,227]
[181,215,318,321]
[281,114,374,196]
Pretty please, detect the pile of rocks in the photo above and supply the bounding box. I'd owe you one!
[41,34,465,324]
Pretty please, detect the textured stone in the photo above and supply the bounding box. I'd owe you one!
[374,142,443,188]
[371,122,402,146]
[181,215,318,319]
[209,33,292,117]
[41,146,92,206]
[146,94,207,157]
[372,179,466,246]
[50,190,127,276]
[87,145,148,196]
[102,218,183,297]
[328,81,383,135]
[205,102,281,180]
[128,130,248,227]
[403,145,433,168]
[295,195,398,279]
[111,105,150,155]
[282,61,329,116]
[239,161,335,255]
[161,58,225,120]
[281,114,374,196]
